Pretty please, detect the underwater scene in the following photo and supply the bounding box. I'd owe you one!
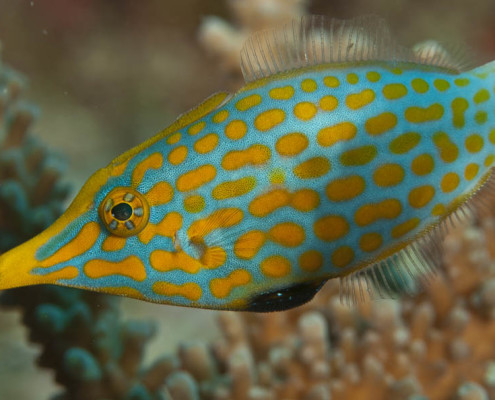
[2,0,495,399]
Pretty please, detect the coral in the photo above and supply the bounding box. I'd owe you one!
[129,211,495,400]
[0,50,188,400]
[198,0,308,77]
[2,2,495,399]
[193,4,495,399]
[0,58,69,252]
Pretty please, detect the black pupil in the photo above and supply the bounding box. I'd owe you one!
[111,203,133,221]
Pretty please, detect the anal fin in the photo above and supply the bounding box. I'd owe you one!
[339,168,495,305]
[340,232,442,306]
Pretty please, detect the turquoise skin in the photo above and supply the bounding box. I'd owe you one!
[0,16,494,311]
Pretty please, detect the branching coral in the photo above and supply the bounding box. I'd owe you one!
[198,0,308,76]
[133,213,495,400]
[2,2,495,399]
[0,50,195,400]
[0,59,69,252]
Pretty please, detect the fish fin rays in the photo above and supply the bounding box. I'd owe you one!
[339,168,495,306]
[412,40,473,72]
[240,15,467,83]
[339,233,443,306]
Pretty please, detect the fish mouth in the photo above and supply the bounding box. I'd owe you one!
[0,167,110,290]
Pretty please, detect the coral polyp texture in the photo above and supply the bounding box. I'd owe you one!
[3,4,495,398]
[0,62,69,252]
[0,53,186,400]
[154,213,495,400]
[199,0,308,76]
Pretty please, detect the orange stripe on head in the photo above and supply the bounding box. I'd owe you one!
[145,181,174,206]
[102,236,127,252]
[131,153,163,187]
[138,212,182,245]
[39,222,101,267]
[84,255,147,281]
[42,266,79,282]
[150,250,202,273]
[110,160,130,177]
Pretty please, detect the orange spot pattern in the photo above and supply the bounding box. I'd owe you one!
[314,215,349,242]
[138,212,182,245]
[132,153,163,187]
[249,188,319,217]
[84,256,147,281]
[194,133,219,154]
[261,255,291,278]
[268,222,305,247]
[317,122,357,147]
[254,109,285,131]
[150,250,202,273]
[293,157,330,179]
[168,146,188,165]
[40,222,101,267]
[183,195,205,213]
[83,69,491,308]
[234,230,266,260]
[152,281,202,301]
[102,236,126,252]
[210,270,252,299]
[43,266,79,282]
[276,133,308,156]
[176,164,217,192]
[222,145,271,170]
[212,177,256,200]
[326,175,365,202]
[145,181,174,206]
[299,250,323,272]
[354,199,402,226]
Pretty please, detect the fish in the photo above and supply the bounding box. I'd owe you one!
[0,15,494,311]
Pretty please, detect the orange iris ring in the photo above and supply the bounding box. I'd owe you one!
[98,187,150,237]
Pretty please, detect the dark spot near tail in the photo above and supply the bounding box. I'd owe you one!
[245,279,327,312]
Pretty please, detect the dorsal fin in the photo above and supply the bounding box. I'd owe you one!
[412,40,472,72]
[240,15,466,83]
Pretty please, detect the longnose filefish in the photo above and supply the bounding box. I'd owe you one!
[1,16,494,311]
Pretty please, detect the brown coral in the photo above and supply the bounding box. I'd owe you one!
[198,0,308,77]
[162,206,495,400]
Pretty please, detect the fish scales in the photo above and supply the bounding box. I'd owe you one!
[1,16,495,311]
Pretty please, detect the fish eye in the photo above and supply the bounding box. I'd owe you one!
[111,203,133,221]
[98,187,150,237]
